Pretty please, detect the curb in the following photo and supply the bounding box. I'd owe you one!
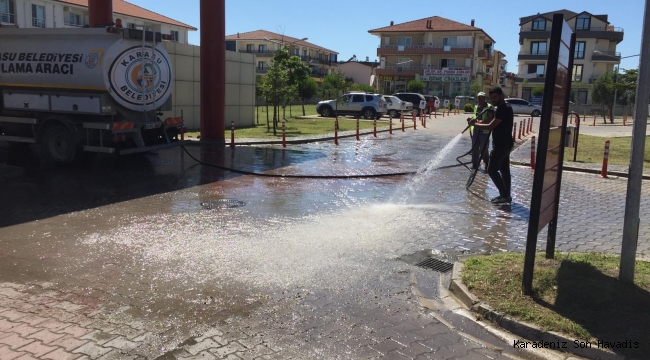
[511,160,650,181]
[448,259,627,360]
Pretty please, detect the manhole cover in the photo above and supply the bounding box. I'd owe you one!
[414,258,454,273]
[201,199,246,210]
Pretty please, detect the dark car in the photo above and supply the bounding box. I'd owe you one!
[393,93,427,116]
[423,95,439,114]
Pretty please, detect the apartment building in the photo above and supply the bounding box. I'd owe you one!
[0,0,195,43]
[225,30,339,80]
[516,9,624,104]
[368,16,498,96]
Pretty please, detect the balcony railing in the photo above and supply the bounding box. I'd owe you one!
[572,26,624,32]
[376,66,424,77]
[32,17,45,28]
[592,51,622,62]
[64,21,83,27]
[0,12,15,24]
[239,49,275,57]
[377,45,473,55]
[300,56,336,66]
[478,50,494,62]
[256,67,269,74]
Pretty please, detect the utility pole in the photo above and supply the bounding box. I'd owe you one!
[612,66,618,124]
[620,0,650,283]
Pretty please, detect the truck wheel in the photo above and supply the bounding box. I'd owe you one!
[40,123,78,165]
[320,106,333,117]
[362,108,376,120]
[389,109,399,118]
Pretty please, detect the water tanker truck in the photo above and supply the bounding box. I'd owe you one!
[0,27,184,164]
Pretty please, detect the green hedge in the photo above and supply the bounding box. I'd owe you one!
[464,103,474,112]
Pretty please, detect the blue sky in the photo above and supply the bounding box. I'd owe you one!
[132,0,645,72]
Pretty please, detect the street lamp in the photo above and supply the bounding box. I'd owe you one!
[594,51,641,123]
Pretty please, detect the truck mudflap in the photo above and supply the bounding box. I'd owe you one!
[82,118,187,155]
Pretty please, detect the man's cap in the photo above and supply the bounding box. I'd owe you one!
[477,92,486,97]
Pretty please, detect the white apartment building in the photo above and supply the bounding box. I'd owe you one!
[0,0,196,43]
[516,9,624,104]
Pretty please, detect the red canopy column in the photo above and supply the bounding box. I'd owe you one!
[87,0,113,27]
[200,0,226,142]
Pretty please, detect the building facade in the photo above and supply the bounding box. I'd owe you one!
[516,9,624,104]
[225,30,339,80]
[337,60,378,87]
[0,0,195,43]
[368,16,498,97]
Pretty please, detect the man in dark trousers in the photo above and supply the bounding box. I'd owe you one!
[468,87,514,205]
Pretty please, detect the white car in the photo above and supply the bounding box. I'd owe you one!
[384,96,413,118]
[505,98,542,117]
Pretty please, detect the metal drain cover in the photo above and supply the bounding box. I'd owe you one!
[414,258,454,273]
[201,199,246,210]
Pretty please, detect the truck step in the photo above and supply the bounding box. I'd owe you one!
[0,135,36,143]
[84,146,116,154]
[0,116,38,125]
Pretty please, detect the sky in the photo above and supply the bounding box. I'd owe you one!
[131,0,646,72]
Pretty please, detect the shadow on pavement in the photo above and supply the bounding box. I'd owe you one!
[536,260,650,358]
[0,144,325,228]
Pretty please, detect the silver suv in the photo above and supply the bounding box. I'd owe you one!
[316,92,388,119]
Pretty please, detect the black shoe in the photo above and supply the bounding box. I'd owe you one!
[491,196,512,205]
[490,196,502,203]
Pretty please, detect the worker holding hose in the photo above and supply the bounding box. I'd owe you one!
[467,92,493,171]
[468,87,514,205]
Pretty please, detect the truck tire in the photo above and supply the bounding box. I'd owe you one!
[39,122,79,165]
[362,108,376,120]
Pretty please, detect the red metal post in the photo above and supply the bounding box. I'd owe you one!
[600,140,610,178]
[356,117,360,141]
[389,116,393,135]
[531,136,536,169]
[518,120,523,140]
[88,0,113,27]
[282,120,286,148]
[200,0,226,143]
[413,113,417,130]
[402,115,405,132]
[593,113,596,126]
[513,122,517,142]
[374,119,377,137]
[334,120,339,145]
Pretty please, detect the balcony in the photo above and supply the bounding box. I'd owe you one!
[478,50,494,63]
[300,56,336,67]
[239,49,276,57]
[592,51,622,63]
[515,74,546,84]
[0,12,15,24]
[518,50,549,61]
[375,66,424,77]
[64,21,84,27]
[377,45,473,56]
[256,67,269,74]
[32,17,45,28]
[573,26,624,43]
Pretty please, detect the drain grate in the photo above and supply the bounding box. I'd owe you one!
[201,199,246,210]
[414,258,454,273]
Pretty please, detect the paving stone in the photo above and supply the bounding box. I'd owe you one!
[48,336,89,352]
[208,341,246,358]
[179,351,217,360]
[41,348,84,360]
[185,339,221,356]
[25,329,66,344]
[0,333,35,350]
[103,336,139,351]
[0,345,25,360]
[79,331,117,346]
[71,342,112,359]
[369,339,403,355]
[15,341,58,357]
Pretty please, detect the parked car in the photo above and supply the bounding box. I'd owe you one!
[423,95,439,114]
[384,96,413,118]
[393,93,427,116]
[316,92,388,119]
[505,98,542,117]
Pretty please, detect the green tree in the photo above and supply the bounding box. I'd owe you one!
[470,81,481,95]
[591,71,616,123]
[407,79,425,93]
[322,70,350,125]
[297,77,319,116]
[617,68,638,106]
[350,84,376,93]
[284,55,311,118]
[532,86,545,96]
[255,75,264,125]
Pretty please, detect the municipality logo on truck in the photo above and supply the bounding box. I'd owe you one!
[108,46,172,109]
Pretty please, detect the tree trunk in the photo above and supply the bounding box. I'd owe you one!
[273,106,277,136]
[289,104,292,118]
[283,106,286,121]
[266,103,270,131]
[302,99,306,116]
[256,105,259,125]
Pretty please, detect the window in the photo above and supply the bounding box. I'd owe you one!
[530,42,547,55]
[302,50,307,57]
[578,90,588,105]
[365,95,374,102]
[576,14,591,30]
[330,54,337,62]
[573,64,583,81]
[442,37,457,47]
[527,64,545,77]
[397,58,410,71]
[574,41,585,59]
[127,22,136,29]
[351,95,364,102]
[246,44,254,52]
[532,18,546,31]
[170,30,179,42]
[441,59,456,69]
[225,41,236,52]
[0,0,15,24]
[31,4,45,28]
[294,48,299,55]
[68,13,81,27]
[258,44,267,53]
[257,61,267,70]
[397,37,412,46]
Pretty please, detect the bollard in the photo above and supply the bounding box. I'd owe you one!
[513,122,517,142]
[434,108,437,119]
[334,119,339,145]
[230,121,235,148]
[531,136,536,169]
[356,117,360,141]
[423,114,427,128]
[600,140,610,178]
[593,114,596,126]
[389,115,393,135]
[373,118,377,137]
[624,113,627,126]
[518,120,523,140]
[413,112,417,130]
[402,114,405,132]
[400,113,404,123]
[583,111,586,123]
[282,120,286,148]
[529,118,533,134]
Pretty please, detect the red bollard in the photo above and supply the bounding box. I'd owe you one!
[513,122,517,142]
[593,114,596,127]
[623,113,627,127]
[434,108,437,119]
[423,114,427,128]
[413,113,417,130]
[518,120,523,140]
[356,117,360,141]
[531,136,536,169]
[373,118,377,137]
[600,140,610,178]
[402,114,405,132]
[282,119,286,148]
[334,119,339,145]
[529,117,533,133]
[389,115,393,135]
[400,113,404,123]
[230,121,235,148]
